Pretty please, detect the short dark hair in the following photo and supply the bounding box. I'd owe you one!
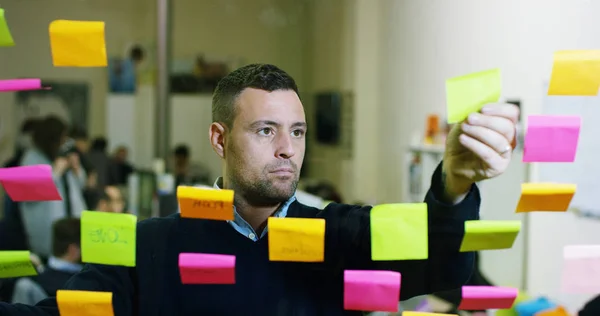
[52,218,81,257]
[91,137,108,152]
[69,126,88,140]
[21,118,39,133]
[33,115,68,160]
[173,144,190,157]
[212,64,299,128]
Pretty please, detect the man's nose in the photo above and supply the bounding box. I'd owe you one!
[275,133,295,159]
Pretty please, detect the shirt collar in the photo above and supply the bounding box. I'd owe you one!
[47,256,83,274]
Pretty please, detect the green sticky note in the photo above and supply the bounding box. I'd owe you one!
[0,251,37,278]
[81,210,137,267]
[459,220,521,252]
[370,203,428,260]
[446,68,501,124]
[0,9,15,47]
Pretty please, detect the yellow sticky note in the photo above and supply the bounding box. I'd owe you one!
[0,251,37,278]
[268,217,325,262]
[81,211,137,267]
[49,20,107,67]
[370,203,428,261]
[460,220,521,252]
[446,68,501,124]
[548,50,600,96]
[516,183,576,213]
[57,290,114,316]
[177,186,234,221]
[403,312,458,316]
[0,9,15,47]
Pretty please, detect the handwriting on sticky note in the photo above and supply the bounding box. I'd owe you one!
[81,211,136,267]
[177,186,234,221]
[460,220,521,252]
[523,115,581,162]
[561,245,600,294]
[268,217,325,262]
[516,183,576,213]
[0,251,37,278]
[0,9,14,47]
[0,165,61,201]
[49,20,107,67]
[0,79,45,92]
[548,50,600,96]
[402,312,458,316]
[445,68,501,124]
[458,285,518,310]
[343,270,401,312]
[179,253,235,284]
[57,290,114,316]
[370,203,428,261]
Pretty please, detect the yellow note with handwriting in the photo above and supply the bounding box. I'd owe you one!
[177,186,234,221]
[268,217,325,262]
[49,20,107,67]
[548,50,600,96]
[516,183,576,213]
[57,290,114,316]
[81,211,137,267]
[460,220,521,252]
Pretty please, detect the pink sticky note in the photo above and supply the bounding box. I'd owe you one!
[561,245,600,293]
[523,115,581,162]
[0,79,46,92]
[0,165,61,201]
[343,270,401,312]
[458,286,518,310]
[178,253,235,284]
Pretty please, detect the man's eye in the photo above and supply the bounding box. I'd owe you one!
[258,128,273,136]
[291,130,305,137]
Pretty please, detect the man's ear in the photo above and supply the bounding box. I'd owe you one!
[209,122,227,159]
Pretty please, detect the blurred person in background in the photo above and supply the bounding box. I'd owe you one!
[87,137,110,190]
[108,145,134,186]
[2,119,39,169]
[11,218,82,305]
[171,144,210,186]
[84,186,126,213]
[19,115,87,260]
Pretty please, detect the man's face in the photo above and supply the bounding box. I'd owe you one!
[98,186,125,213]
[225,88,306,205]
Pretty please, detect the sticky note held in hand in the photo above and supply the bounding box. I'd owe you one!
[177,186,234,221]
[446,68,501,124]
[49,20,107,67]
[458,285,518,310]
[370,203,428,261]
[268,217,325,262]
[0,251,37,278]
[57,290,114,316]
[343,270,401,312]
[516,183,576,213]
[0,9,14,47]
[460,220,521,252]
[81,211,137,267]
[561,245,600,294]
[0,165,61,201]
[523,115,581,162]
[548,50,600,96]
[179,253,235,284]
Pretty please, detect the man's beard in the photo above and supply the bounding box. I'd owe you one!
[230,164,299,206]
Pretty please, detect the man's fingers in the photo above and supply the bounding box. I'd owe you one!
[480,103,520,125]
[461,123,512,155]
[458,134,503,166]
[466,112,515,143]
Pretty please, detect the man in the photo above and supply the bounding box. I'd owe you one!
[171,144,210,186]
[11,218,82,305]
[85,186,126,213]
[108,146,135,186]
[0,64,518,315]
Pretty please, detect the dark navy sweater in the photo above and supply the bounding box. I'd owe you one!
[0,163,480,315]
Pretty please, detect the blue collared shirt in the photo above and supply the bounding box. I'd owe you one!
[47,256,83,274]
[213,177,296,242]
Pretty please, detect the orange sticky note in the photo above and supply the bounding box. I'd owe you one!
[177,186,234,221]
[49,20,107,67]
[536,306,571,316]
[268,217,325,262]
[515,183,576,213]
[548,50,600,96]
[57,290,114,316]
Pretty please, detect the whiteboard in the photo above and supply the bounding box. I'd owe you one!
[539,82,600,218]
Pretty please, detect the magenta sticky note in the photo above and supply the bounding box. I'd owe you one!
[0,165,61,201]
[178,253,235,284]
[561,245,600,293]
[0,79,44,92]
[523,115,581,162]
[458,286,518,310]
[343,270,400,312]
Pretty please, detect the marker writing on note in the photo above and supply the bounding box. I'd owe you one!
[192,200,225,209]
[88,228,128,245]
[280,242,319,257]
[0,261,32,271]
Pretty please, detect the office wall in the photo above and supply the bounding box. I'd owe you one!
[380,0,600,312]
